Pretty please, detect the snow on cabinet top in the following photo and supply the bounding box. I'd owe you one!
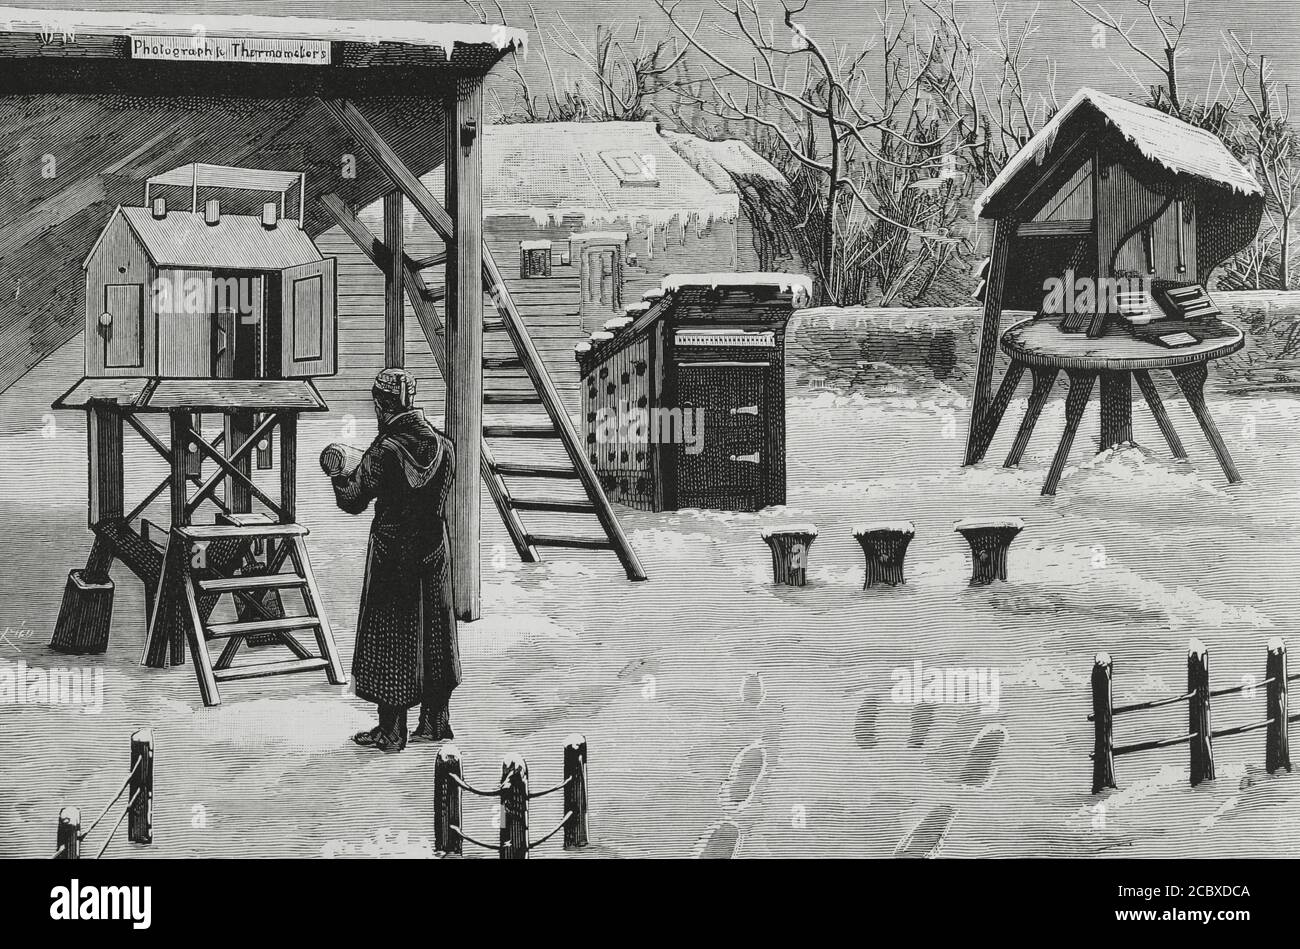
[0,6,528,57]
[661,272,814,300]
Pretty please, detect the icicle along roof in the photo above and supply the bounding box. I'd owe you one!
[973,88,1263,219]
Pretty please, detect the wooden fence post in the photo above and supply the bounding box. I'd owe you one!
[128,729,153,845]
[434,744,463,855]
[499,754,529,860]
[563,734,589,849]
[1266,639,1291,775]
[56,807,80,860]
[1091,653,1116,793]
[1188,638,1214,786]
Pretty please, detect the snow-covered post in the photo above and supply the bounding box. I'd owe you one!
[761,524,818,586]
[1266,639,1290,775]
[499,754,529,860]
[853,521,915,587]
[954,517,1024,586]
[56,807,80,860]
[128,729,153,845]
[434,744,463,855]
[563,735,589,849]
[1091,653,1116,793]
[1188,639,1214,786]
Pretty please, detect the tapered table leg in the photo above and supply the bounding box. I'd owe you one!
[1172,362,1242,484]
[1133,368,1187,459]
[1042,370,1096,496]
[1005,367,1059,468]
[968,360,1026,465]
[1098,370,1133,450]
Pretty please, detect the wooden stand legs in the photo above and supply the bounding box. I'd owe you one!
[1172,363,1242,484]
[1004,367,1058,468]
[1042,371,1096,497]
[1098,370,1133,450]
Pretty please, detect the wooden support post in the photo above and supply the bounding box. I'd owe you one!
[434,744,463,855]
[383,190,405,368]
[279,413,297,524]
[964,217,1013,466]
[128,728,153,845]
[499,754,528,860]
[444,78,484,621]
[853,522,914,588]
[87,406,124,527]
[1098,371,1133,450]
[1266,638,1290,775]
[954,517,1024,585]
[51,535,116,655]
[1171,363,1243,484]
[1004,367,1058,468]
[1091,653,1116,793]
[225,411,254,515]
[760,524,817,586]
[56,806,80,860]
[563,735,589,850]
[1133,369,1188,459]
[170,412,193,527]
[1188,638,1214,786]
[1042,371,1096,496]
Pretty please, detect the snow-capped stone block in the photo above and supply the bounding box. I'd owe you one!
[641,288,666,301]
[603,316,633,332]
[853,521,916,588]
[590,330,614,343]
[760,523,817,587]
[954,517,1025,586]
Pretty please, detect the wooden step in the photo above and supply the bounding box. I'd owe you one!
[179,523,308,541]
[484,423,557,439]
[511,498,597,514]
[484,390,543,405]
[198,574,307,594]
[494,462,580,479]
[483,356,524,370]
[205,616,321,640]
[213,657,331,683]
[529,533,614,550]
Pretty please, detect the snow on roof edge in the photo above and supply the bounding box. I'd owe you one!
[973,88,1263,218]
[0,7,527,56]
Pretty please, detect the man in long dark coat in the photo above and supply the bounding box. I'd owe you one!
[329,368,461,752]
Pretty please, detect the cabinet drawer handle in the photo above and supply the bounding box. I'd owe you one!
[729,452,761,464]
[99,312,113,327]
[729,405,759,416]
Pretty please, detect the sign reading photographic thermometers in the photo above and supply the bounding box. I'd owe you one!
[131,35,332,65]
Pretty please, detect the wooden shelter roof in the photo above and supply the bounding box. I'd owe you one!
[0,6,523,393]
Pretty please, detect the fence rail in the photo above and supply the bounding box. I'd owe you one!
[434,735,589,859]
[53,729,154,859]
[1090,639,1291,792]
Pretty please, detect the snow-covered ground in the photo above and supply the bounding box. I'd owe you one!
[2,354,1299,858]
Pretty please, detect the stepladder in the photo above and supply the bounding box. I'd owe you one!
[144,516,347,707]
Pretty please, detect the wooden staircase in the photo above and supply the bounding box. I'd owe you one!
[417,255,646,579]
[321,193,645,581]
[144,517,347,707]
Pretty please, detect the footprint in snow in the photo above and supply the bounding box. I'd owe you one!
[894,804,957,858]
[696,819,741,859]
[957,724,1008,789]
[854,694,881,749]
[719,740,767,811]
[909,703,937,748]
